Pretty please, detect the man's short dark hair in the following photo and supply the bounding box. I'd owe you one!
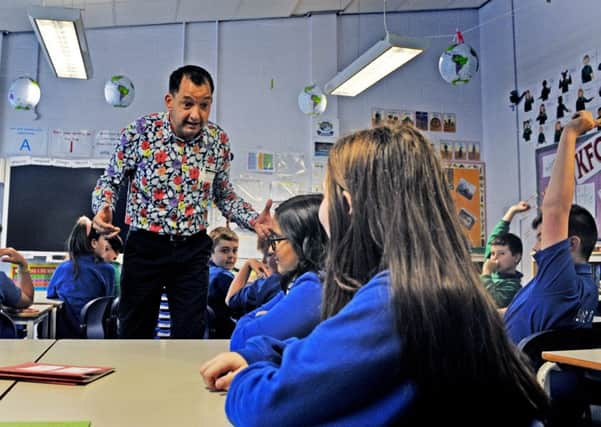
[491,232,523,256]
[169,65,214,94]
[531,205,598,260]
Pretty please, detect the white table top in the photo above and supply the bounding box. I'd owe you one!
[34,291,64,306]
[0,339,231,426]
[542,348,601,371]
[0,340,56,396]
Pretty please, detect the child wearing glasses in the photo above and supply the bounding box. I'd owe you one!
[228,194,327,351]
[207,226,239,338]
[201,125,548,426]
[225,237,281,316]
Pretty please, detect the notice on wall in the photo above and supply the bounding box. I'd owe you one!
[94,130,120,158]
[48,129,94,158]
[6,127,48,157]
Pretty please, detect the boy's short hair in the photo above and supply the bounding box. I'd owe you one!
[531,204,598,260]
[107,235,123,254]
[491,233,523,256]
[209,226,239,248]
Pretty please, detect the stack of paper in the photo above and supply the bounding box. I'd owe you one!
[0,362,114,385]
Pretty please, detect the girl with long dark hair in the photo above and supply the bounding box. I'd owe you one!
[229,194,327,350]
[201,125,548,426]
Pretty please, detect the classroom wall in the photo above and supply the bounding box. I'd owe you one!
[480,0,601,278]
[0,9,481,183]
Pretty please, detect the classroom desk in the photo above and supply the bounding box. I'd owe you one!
[0,340,55,397]
[6,304,52,339]
[542,348,601,371]
[0,339,231,426]
[34,291,64,339]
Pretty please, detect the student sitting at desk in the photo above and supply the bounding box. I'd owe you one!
[225,236,281,317]
[47,216,114,338]
[201,125,548,426]
[504,111,601,344]
[208,226,239,338]
[229,194,326,351]
[480,201,530,308]
[0,247,34,309]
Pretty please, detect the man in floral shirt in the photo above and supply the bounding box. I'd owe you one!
[92,65,271,339]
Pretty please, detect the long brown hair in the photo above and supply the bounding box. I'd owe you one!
[322,125,548,423]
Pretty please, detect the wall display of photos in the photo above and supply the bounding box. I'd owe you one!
[518,49,601,147]
[444,161,486,248]
[371,108,457,134]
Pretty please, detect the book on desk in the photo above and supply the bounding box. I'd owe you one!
[0,362,114,385]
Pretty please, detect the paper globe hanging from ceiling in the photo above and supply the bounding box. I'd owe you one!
[438,31,479,85]
[7,76,41,110]
[104,75,135,107]
[298,84,327,116]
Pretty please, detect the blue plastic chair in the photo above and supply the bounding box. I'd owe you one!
[80,296,114,339]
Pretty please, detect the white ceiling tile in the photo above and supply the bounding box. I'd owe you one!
[177,0,241,22]
[237,0,298,19]
[81,2,116,28]
[114,0,179,26]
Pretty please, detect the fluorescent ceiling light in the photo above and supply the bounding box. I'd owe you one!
[325,33,428,97]
[28,6,93,79]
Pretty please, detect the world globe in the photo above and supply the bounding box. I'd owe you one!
[104,75,135,107]
[298,84,327,116]
[8,77,41,110]
[438,42,479,85]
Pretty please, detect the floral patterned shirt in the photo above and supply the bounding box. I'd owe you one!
[92,112,258,236]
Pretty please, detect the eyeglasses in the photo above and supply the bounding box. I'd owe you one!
[268,235,288,252]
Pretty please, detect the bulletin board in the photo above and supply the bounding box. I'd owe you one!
[444,161,486,248]
[535,130,601,229]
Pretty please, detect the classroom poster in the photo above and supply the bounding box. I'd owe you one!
[247,151,274,173]
[6,127,47,157]
[10,263,58,291]
[536,130,601,227]
[48,129,94,158]
[94,130,120,158]
[444,161,486,248]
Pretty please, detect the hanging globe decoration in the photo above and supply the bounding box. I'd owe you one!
[104,75,135,108]
[7,76,41,110]
[298,84,327,116]
[438,31,479,85]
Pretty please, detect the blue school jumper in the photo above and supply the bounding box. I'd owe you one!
[47,255,114,329]
[229,271,321,351]
[505,239,598,344]
[227,273,281,315]
[226,271,416,426]
[208,261,236,338]
[0,273,21,307]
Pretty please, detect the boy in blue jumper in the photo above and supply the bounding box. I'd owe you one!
[504,111,601,344]
[207,226,239,338]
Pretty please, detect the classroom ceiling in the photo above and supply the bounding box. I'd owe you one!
[0,0,490,33]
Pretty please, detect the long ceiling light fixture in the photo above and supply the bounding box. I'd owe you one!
[28,6,93,79]
[325,1,428,97]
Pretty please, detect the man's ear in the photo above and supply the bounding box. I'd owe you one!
[165,92,174,111]
[342,190,353,215]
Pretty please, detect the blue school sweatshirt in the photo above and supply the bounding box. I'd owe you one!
[47,255,114,325]
[229,271,321,351]
[226,271,415,426]
[227,273,282,314]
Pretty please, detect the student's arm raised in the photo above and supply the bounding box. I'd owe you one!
[541,111,601,250]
